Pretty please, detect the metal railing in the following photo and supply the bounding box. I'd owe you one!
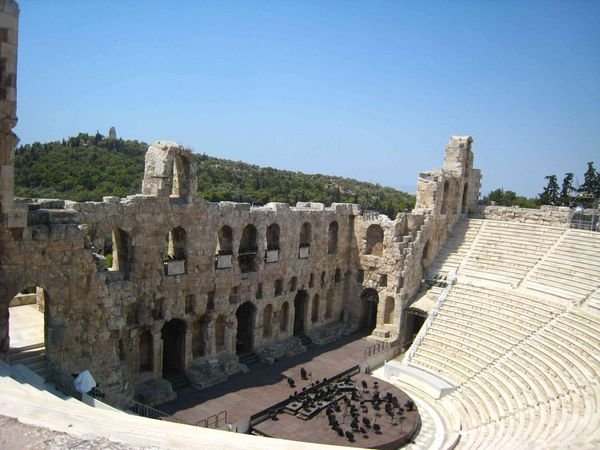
[364,340,390,359]
[196,410,228,428]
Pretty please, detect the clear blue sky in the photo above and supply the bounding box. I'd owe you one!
[15,1,600,197]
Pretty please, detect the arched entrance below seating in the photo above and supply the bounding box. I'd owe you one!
[359,288,379,332]
[162,319,186,377]
[236,301,256,354]
[405,309,427,344]
[293,290,308,336]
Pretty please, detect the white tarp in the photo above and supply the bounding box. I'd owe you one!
[74,370,97,393]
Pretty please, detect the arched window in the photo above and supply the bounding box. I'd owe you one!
[328,221,338,255]
[299,222,311,258]
[265,223,280,263]
[334,268,341,283]
[216,226,233,269]
[109,228,132,278]
[280,302,289,332]
[217,226,233,255]
[266,223,280,250]
[365,225,384,256]
[238,224,258,273]
[164,226,187,275]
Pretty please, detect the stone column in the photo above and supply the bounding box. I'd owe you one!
[184,328,192,368]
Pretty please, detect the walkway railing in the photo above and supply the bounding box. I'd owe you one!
[196,410,228,429]
[364,340,390,359]
[404,271,456,365]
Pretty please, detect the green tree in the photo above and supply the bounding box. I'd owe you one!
[579,162,599,197]
[539,175,560,205]
[560,172,574,206]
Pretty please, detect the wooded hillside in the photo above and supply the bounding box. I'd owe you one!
[15,132,415,217]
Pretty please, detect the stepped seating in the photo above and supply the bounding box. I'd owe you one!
[460,221,564,287]
[427,218,483,278]
[585,287,600,311]
[524,229,600,303]
[403,276,600,448]
[0,361,322,449]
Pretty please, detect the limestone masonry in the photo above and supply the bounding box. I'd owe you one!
[0,0,481,403]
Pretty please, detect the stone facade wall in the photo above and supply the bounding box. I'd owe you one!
[470,205,571,227]
[0,3,481,399]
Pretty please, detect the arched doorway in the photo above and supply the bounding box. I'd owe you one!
[8,286,47,378]
[293,290,308,336]
[161,319,186,377]
[359,288,379,332]
[236,302,256,354]
[405,309,427,344]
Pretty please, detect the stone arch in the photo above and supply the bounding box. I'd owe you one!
[311,294,320,324]
[142,141,197,203]
[238,224,258,273]
[280,302,289,332]
[365,224,384,256]
[334,268,341,283]
[215,315,226,353]
[263,304,273,338]
[441,180,450,215]
[359,288,379,331]
[217,226,233,255]
[161,319,186,376]
[462,182,469,213]
[383,296,395,325]
[328,221,338,255]
[139,329,153,373]
[236,301,256,354]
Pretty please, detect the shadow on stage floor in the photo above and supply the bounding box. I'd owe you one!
[158,330,372,417]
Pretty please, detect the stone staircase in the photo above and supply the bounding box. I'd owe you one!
[9,343,49,379]
[238,352,259,366]
[298,334,314,349]
[165,373,190,391]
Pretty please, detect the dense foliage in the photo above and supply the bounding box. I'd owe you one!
[15,132,415,217]
[540,162,599,207]
[481,188,538,208]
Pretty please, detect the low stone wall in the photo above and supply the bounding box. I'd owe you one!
[470,205,571,228]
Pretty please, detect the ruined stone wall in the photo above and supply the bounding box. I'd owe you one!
[0,1,483,396]
[470,205,571,227]
[351,136,480,345]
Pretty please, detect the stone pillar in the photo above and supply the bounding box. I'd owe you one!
[205,317,216,357]
[184,328,192,368]
[152,331,162,376]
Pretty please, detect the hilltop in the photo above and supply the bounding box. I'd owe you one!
[15,132,415,217]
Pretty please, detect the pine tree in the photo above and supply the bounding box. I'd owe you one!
[539,175,560,205]
[560,172,574,206]
[579,162,599,197]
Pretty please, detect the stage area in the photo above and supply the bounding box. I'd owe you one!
[159,332,419,448]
